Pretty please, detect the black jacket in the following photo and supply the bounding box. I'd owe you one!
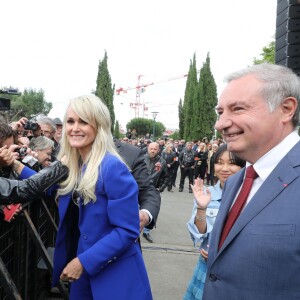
[114,140,161,229]
[0,161,68,204]
[144,154,169,193]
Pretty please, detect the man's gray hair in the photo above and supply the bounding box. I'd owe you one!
[224,63,300,127]
[37,116,57,132]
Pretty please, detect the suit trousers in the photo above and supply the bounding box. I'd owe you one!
[179,166,194,189]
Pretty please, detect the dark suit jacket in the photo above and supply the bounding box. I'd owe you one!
[115,140,161,229]
[203,140,300,300]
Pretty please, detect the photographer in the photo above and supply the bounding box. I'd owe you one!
[0,123,26,178]
[10,117,41,140]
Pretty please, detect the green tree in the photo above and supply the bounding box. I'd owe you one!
[95,51,115,133]
[196,53,218,140]
[126,118,165,139]
[181,53,217,141]
[253,39,275,64]
[183,54,198,141]
[168,130,180,140]
[114,120,120,139]
[9,88,52,121]
[178,98,184,139]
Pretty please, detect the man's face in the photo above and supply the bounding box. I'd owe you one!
[148,143,159,158]
[215,74,286,163]
[40,124,55,139]
[54,124,63,142]
[186,143,192,150]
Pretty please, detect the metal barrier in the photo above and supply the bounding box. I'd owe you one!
[0,198,69,299]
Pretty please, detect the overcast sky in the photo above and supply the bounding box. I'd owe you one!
[1,1,277,130]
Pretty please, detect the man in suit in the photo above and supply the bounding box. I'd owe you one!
[203,63,300,300]
[114,139,161,232]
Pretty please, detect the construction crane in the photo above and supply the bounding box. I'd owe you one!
[116,73,188,118]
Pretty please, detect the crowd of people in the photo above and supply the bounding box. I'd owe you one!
[0,63,300,299]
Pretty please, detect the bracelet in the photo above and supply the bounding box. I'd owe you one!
[197,207,207,210]
[195,215,206,222]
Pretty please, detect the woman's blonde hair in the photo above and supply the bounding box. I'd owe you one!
[57,95,123,204]
[165,143,173,153]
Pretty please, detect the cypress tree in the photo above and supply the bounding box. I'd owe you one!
[199,53,218,140]
[178,98,184,139]
[114,120,120,139]
[95,51,115,133]
[183,54,198,141]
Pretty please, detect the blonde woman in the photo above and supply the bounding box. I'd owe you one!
[52,95,152,300]
[194,143,208,180]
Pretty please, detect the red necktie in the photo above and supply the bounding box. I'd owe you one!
[219,165,258,249]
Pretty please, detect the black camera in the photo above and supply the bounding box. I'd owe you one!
[24,121,38,131]
[16,147,27,157]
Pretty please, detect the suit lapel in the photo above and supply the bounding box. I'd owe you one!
[219,160,298,253]
[209,142,300,266]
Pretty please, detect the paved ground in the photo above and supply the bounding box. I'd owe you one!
[141,181,200,300]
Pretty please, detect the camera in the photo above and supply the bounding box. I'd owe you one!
[16,147,27,157]
[24,121,38,131]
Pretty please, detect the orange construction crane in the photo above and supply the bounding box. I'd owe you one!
[116,73,188,118]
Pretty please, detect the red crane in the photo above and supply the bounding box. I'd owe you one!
[116,73,188,118]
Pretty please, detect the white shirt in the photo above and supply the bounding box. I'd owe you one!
[237,130,300,207]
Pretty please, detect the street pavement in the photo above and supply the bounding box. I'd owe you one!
[141,181,200,300]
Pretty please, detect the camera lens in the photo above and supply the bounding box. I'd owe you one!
[23,121,30,130]
[23,121,38,131]
[30,123,38,131]
[17,147,27,157]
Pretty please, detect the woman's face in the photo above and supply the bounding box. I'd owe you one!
[65,106,97,161]
[36,147,52,167]
[214,150,242,186]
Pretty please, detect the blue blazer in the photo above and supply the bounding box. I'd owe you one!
[203,141,300,300]
[52,154,152,299]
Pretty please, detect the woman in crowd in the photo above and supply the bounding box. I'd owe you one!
[161,142,176,191]
[52,95,152,299]
[206,143,219,185]
[29,136,54,169]
[194,142,208,180]
[183,144,245,300]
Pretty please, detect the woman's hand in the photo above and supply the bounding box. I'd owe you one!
[200,247,209,261]
[60,257,83,282]
[190,178,211,209]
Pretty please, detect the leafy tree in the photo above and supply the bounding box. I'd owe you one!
[114,120,120,139]
[126,118,165,139]
[253,39,275,64]
[178,98,184,139]
[183,54,198,141]
[197,53,218,140]
[168,130,180,140]
[181,53,217,141]
[8,88,52,121]
[95,51,115,133]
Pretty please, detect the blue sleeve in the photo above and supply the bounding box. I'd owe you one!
[19,166,36,179]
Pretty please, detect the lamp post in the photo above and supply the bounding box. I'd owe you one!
[151,111,159,141]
